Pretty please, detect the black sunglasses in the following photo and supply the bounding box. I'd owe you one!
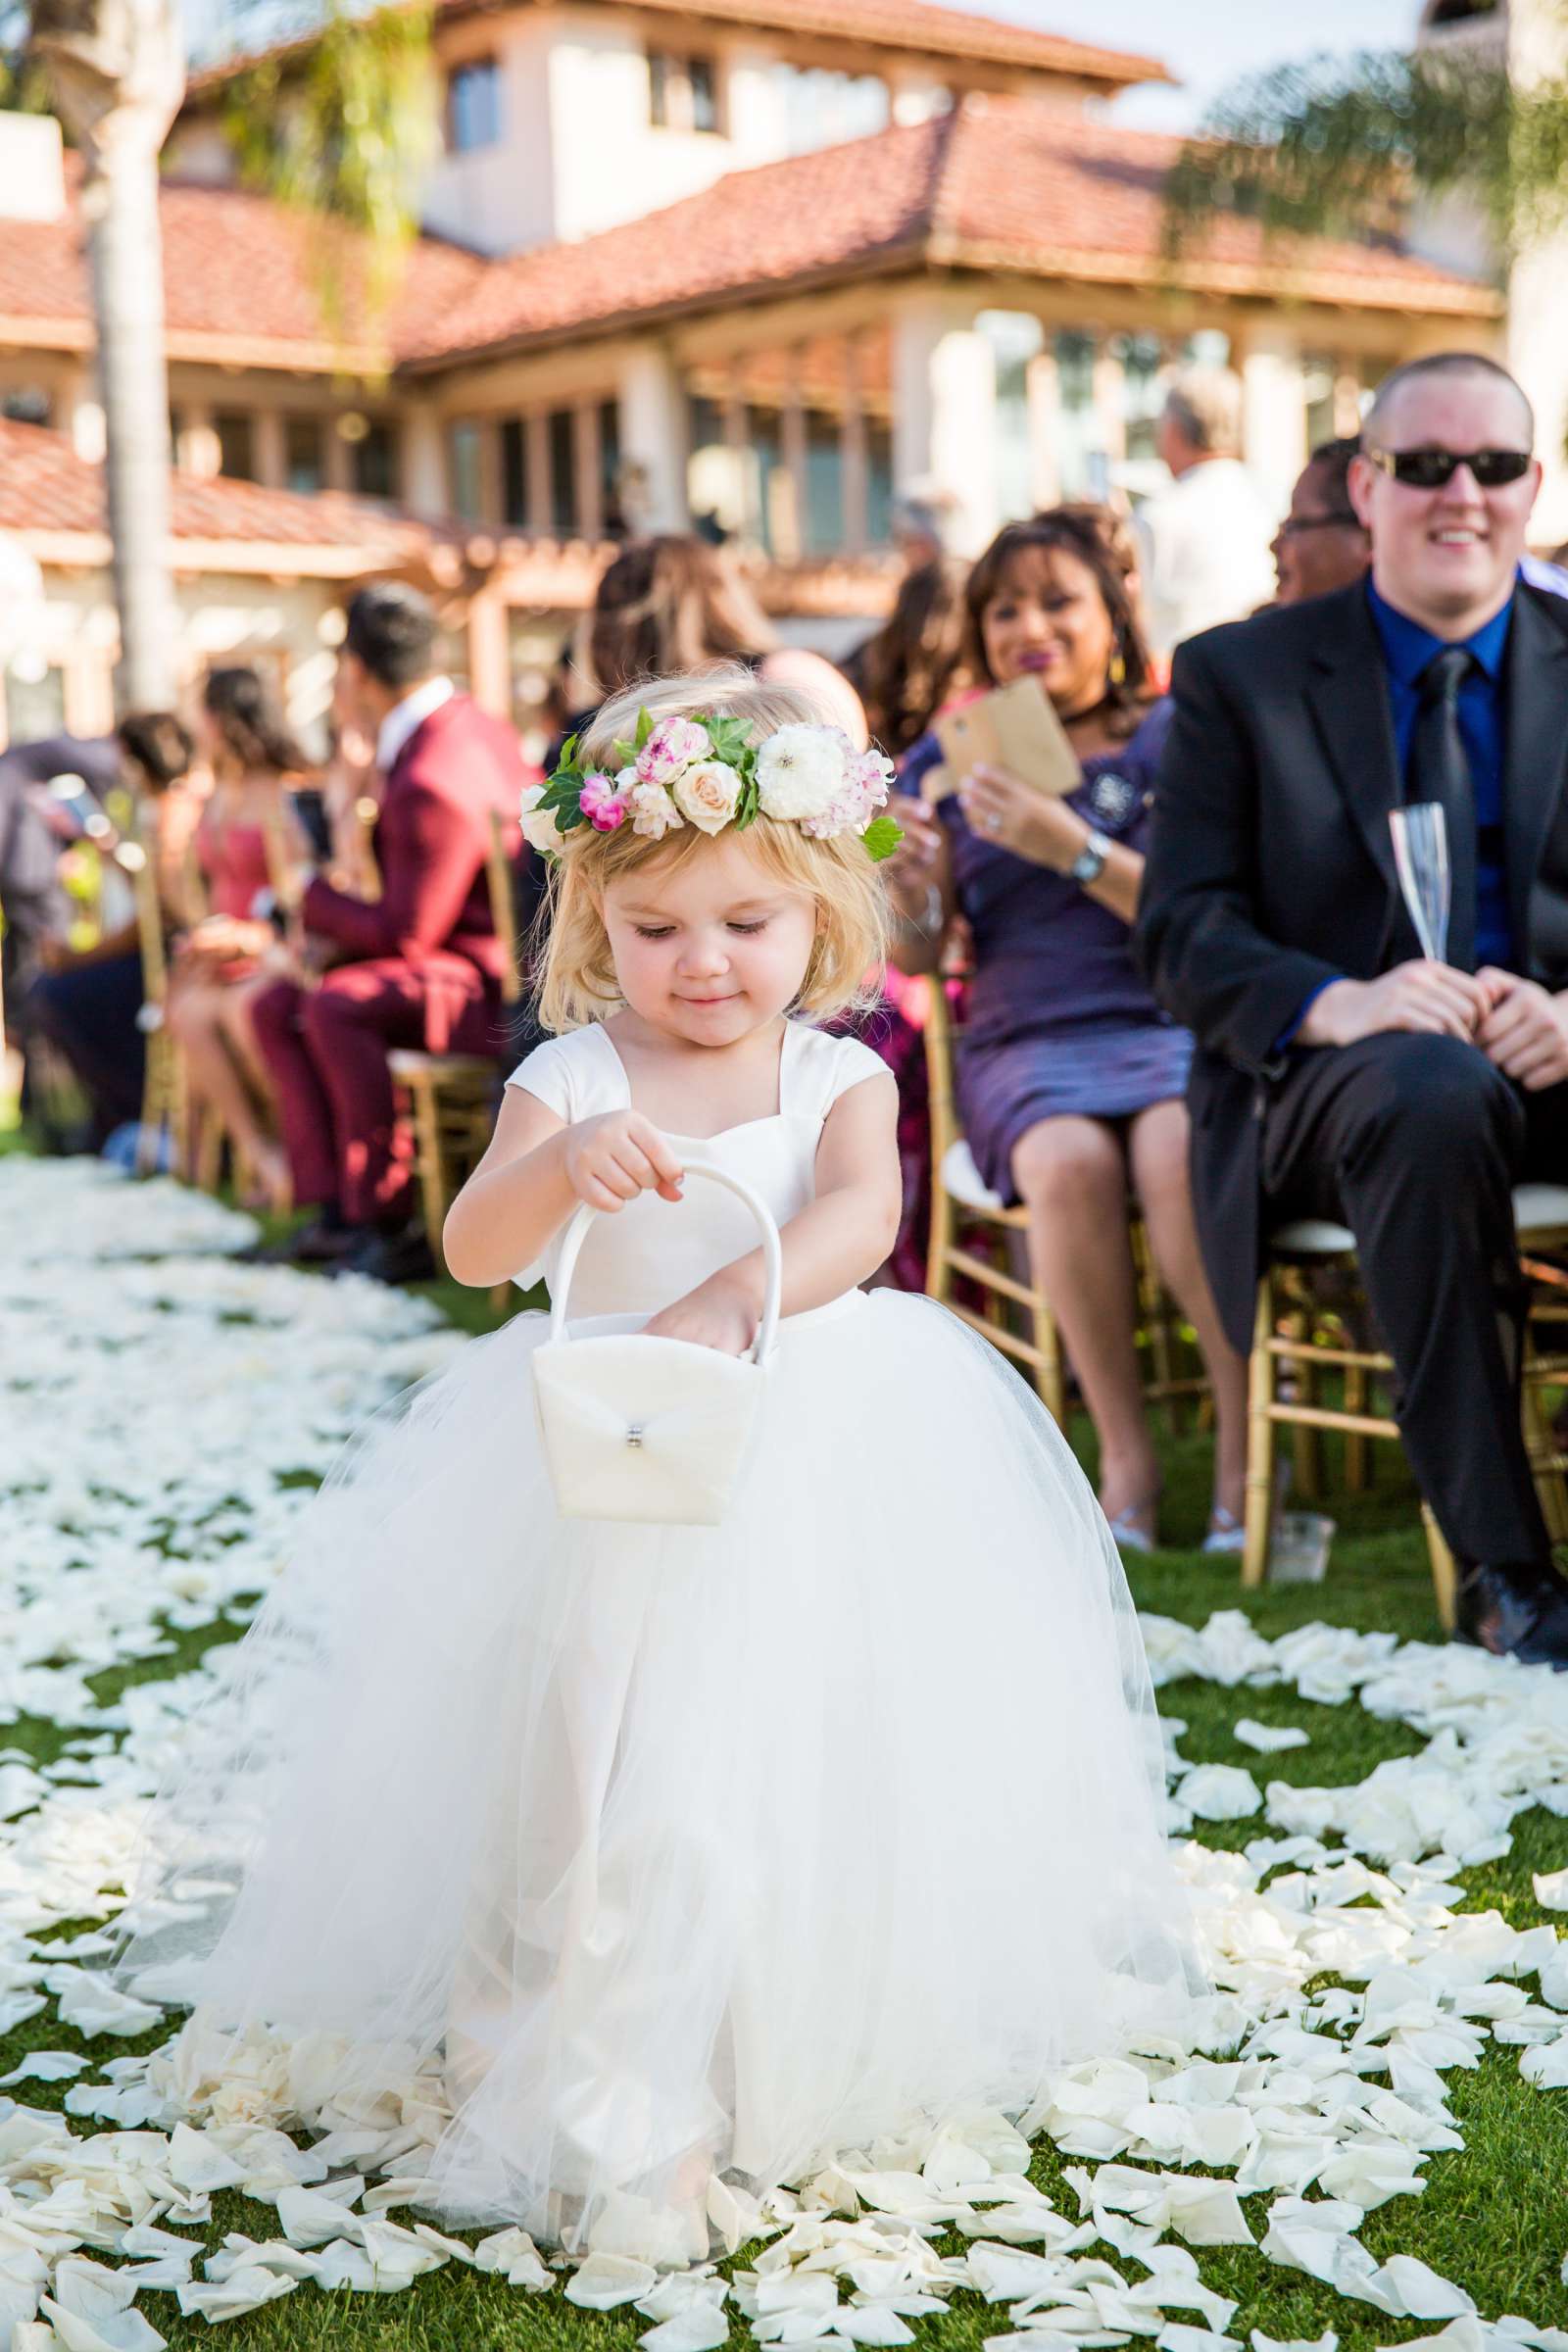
[1365,446,1533,491]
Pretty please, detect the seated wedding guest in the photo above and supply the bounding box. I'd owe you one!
[1139,368,1279,655]
[163,667,315,1212]
[857,558,972,759]
[250,581,530,1284]
[565,535,867,755]
[1272,437,1371,606]
[25,712,197,1149]
[0,729,122,1124]
[886,509,1248,1551]
[1139,351,1568,1666]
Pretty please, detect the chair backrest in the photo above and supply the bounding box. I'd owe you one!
[485,807,522,1008]
[128,823,169,1011]
[921,974,960,1174]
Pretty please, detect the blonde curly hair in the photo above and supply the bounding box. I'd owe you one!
[532,666,891,1034]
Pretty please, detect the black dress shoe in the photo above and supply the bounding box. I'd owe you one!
[331,1222,437,1285]
[1452,1558,1568,1668]
[237,1214,363,1268]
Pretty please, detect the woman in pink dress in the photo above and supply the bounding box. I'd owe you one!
[165,667,315,1212]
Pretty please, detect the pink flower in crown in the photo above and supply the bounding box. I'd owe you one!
[635,715,710,789]
[801,747,896,838]
[578,771,628,832]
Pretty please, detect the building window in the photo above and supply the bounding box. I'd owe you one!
[688,56,718,133]
[284,416,324,494]
[867,419,894,547]
[1,385,51,427]
[353,420,398,501]
[777,67,889,157]
[448,57,502,152]
[214,412,256,481]
[979,310,1045,523]
[548,409,575,533]
[449,421,483,520]
[501,417,528,528]
[648,51,723,134]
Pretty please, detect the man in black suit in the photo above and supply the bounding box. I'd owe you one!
[1138,351,1568,1667]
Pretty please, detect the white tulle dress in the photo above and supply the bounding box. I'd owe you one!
[119,1017,1203,2260]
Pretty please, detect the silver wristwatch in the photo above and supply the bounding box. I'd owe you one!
[1067,828,1111,886]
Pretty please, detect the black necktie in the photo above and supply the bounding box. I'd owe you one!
[1410,645,1477,971]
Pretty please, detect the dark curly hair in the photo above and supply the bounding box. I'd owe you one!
[201,666,308,778]
[963,510,1154,742]
[116,710,195,793]
[858,557,972,757]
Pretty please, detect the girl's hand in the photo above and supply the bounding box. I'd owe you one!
[959,762,1087,871]
[641,1272,758,1356]
[564,1110,685,1214]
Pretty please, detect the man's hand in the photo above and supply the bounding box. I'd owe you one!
[1475,968,1568,1091]
[1298,960,1487,1050]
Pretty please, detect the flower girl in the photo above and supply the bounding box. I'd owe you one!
[121,667,1201,2265]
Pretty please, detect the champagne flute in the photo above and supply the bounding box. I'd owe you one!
[1389,802,1451,965]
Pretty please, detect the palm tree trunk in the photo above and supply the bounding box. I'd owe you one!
[29,0,186,713]
[79,122,178,708]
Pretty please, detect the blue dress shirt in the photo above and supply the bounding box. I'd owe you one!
[1366,577,1514,971]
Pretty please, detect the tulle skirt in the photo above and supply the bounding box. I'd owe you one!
[118,1290,1203,2257]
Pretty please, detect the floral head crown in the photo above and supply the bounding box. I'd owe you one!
[519,709,905,862]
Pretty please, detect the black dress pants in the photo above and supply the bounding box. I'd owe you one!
[1260,1032,1568,1566]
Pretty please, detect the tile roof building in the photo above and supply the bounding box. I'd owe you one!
[0,0,1500,744]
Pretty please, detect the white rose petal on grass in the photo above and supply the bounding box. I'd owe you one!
[0,2051,86,2085]
[1252,2335,1338,2352]
[640,2309,732,2352]
[1234,1719,1311,1753]
[566,2253,660,2309]
[176,2267,298,2322]
[48,1971,163,2038]
[1156,2328,1242,2352]
[1176,1765,1263,1820]
[1533,1868,1568,1911]
[471,2229,552,2289]
[39,2304,166,2352]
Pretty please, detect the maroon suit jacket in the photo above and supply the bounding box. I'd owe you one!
[303,693,531,1049]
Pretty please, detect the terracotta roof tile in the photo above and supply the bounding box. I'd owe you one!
[0,159,491,368]
[402,97,1496,367]
[187,0,1170,98]
[0,415,436,554]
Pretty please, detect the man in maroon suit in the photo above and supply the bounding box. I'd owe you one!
[252,581,528,1281]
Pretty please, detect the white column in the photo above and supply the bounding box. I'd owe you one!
[180,401,221,480]
[402,402,449,518]
[253,408,285,491]
[840,335,868,556]
[890,292,998,558]
[1025,346,1061,512]
[615,344,690,533]
[573,400,604,542]
[1240,329,1306,519]
[1091,337,1127,480]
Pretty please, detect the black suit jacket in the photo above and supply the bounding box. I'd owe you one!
[1135,578,1568,1350]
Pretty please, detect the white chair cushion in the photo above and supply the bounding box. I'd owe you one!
[1268,1218,1357,1254]
[941,1140,1006,1214]
[1270,1186,1568,1261]
[1514,1183,1568,1236]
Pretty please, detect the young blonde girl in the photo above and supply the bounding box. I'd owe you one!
[121,668,1200,2274]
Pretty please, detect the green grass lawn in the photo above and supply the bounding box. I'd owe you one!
[5,1154,1568,2349]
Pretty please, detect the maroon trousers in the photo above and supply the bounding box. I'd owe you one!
[253,956,506,1227]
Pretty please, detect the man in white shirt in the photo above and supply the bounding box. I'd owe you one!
[1139,368,1280,657]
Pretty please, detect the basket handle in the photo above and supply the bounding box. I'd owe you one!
[548,1158,784,1363]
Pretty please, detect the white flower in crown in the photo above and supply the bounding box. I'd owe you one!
[801,746,896,839]
[636,715,710,788]
[629,777,684,839]
[672,760,745,836]
[755,724,855,823]
[519,781,562,855]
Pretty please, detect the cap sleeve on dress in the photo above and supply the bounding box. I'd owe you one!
[787,1023,894,1123]
[505,1035,585,1124]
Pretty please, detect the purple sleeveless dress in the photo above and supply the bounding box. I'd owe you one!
[898,701,1192,1205]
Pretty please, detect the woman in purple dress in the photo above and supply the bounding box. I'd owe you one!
[888,511,1246,1553]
